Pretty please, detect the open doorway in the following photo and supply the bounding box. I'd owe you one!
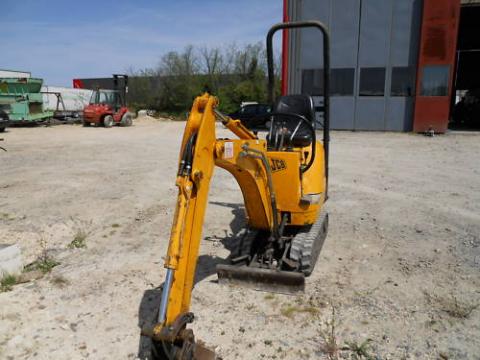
[451,3,480,130]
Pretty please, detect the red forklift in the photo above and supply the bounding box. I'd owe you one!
[83,74,133,127]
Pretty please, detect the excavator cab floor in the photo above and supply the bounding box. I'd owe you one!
[216,264,305,295]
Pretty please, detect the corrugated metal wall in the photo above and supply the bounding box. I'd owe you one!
[287,0,422,131]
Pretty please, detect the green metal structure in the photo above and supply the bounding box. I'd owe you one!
[0,77,53,123]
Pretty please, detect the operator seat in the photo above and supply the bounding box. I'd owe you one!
[268,94,316,148]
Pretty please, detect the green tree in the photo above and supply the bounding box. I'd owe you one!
[127,41,281,115]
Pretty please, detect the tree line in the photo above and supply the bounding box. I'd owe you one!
[127,42,281,114]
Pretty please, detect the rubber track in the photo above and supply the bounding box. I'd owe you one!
[290,211,329,276]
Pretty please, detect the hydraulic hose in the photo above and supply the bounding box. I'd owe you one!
[178,133,197,176]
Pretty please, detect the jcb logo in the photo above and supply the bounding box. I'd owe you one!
[270,158,286,172]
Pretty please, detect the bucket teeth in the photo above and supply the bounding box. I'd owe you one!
[216,264,305,295]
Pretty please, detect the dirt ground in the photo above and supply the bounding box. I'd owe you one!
[0,118,479,360]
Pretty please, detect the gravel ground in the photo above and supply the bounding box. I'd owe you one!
[0,118,479,360]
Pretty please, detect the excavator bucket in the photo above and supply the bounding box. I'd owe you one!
[194,341,217,360]
[216,265,305,295]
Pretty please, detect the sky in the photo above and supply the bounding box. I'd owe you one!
[2,0,283,86]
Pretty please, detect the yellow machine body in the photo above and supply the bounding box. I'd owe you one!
[142,19,332,360]
[154,93,326,333]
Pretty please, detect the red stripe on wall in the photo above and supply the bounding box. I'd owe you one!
[73,79,84,89]
[413,0,461,133]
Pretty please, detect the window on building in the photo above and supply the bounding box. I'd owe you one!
[391,67,415,97]
[420,65,450,96]
[359,68,386,96]
[302,69,324,96]
[302,68,356,96]
[331,68,355,96]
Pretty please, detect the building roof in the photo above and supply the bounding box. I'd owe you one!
[0,69,31,78]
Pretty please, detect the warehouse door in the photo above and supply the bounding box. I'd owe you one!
[354,0,392,130]
[385,0,421,131]
[354,0,420,131]
[298,0,361,130]
[329,0,360,130]
[295,0,421,131]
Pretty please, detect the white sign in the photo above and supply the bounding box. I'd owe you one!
[224,142,234,159]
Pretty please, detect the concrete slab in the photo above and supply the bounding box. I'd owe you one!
[0,244,23,276]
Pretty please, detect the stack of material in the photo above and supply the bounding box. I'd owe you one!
[0,77,53,123]
[42,86,92,121]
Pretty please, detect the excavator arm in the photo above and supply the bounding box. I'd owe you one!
[144,93,278,359]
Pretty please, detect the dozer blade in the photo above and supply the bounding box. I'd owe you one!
[216,264,305,295]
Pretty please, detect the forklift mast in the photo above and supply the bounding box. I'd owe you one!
[113,74,128,109]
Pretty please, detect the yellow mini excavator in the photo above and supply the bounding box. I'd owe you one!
[142,21,331,359]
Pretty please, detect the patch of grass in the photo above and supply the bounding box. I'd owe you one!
[342,339,375,359]
[111,223,121,228]
[37,256,60,273]
[25,257,60,274]
[301,306,319,315]
[280,306,296,318]
[320,305,340,360]
[69,229,88,249]
[280,305,320,318]
[1,213,15,221]
[1,274,17,292]
[424,291,479,319]
[264,293,275,300]
[69,218,93,249]
[438,296,479,319]
[50,275,70,288]
[25,238,60,274]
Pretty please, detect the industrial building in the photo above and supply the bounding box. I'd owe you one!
[283,0,479,132]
